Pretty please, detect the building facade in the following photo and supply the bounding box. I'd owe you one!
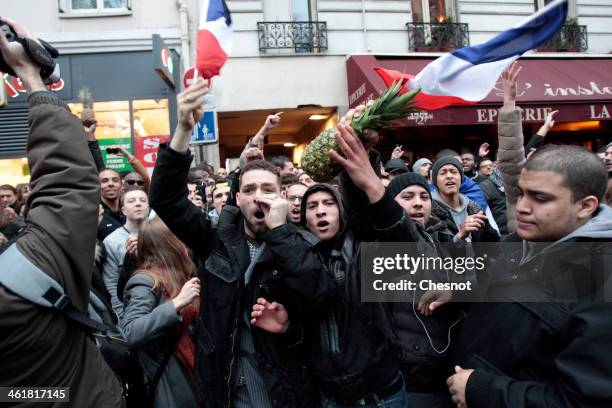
[1,0,611,183]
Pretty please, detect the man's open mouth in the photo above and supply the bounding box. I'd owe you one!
[254,210,265,221]
[317,220,330,229]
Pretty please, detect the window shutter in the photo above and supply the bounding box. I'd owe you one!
[0,106,29,159]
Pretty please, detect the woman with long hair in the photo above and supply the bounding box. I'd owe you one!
[121,217,200,408]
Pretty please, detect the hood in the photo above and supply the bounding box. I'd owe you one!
[299,183,346,236]
[557,205,612,242]
[431,189,469,214]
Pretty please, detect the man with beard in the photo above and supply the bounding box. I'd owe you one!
[283,182,307,225]
[446,144,612,408]
[98,168,125,240]
[149,78,333,408]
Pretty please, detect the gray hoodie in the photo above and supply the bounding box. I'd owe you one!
[431,190,470,230]
[521,205,612,264]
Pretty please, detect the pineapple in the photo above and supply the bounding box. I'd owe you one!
[301,81,420,182]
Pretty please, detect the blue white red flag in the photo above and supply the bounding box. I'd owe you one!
[196,0,232,79]
[376,0,568,110]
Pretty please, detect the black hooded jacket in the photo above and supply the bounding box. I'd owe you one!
[281,183,402,402]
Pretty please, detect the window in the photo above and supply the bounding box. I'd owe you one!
[535,0,576,16]
[411,0,449,23]
[59,0,131,16]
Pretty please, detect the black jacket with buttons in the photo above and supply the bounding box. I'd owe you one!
[149,144,334,408]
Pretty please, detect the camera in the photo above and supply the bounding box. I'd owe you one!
[0,19,61,84]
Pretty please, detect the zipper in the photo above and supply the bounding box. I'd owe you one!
[225,320,238,408]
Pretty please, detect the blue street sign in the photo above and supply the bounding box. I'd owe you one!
[191,110,218,144]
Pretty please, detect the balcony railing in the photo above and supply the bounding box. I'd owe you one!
[539,24,588,52]
[257,21,328,53]
[406,22,470,51]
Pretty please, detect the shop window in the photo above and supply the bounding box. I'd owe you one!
[59,0,132,16]
[69,100,133,172]
[132,99,171,172]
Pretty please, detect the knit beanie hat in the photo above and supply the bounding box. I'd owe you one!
[431,157,464,187]
[412,158,432,173]
[387,172,431,199]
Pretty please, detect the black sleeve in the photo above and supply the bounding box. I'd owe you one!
[149,144,214,258]
[368,189,421,243]
[264,223,338,317]
[88,140,105,171]
[338,148,382,241]
[226,169,240,207]
[525,134,545,154]
[466,304,612,408]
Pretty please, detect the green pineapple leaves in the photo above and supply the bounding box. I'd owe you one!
[351,80,420,138]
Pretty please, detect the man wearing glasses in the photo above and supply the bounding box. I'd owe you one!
[283,182,307,225]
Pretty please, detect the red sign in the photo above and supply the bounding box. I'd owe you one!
[183,67,203,89]
[2,72,65,98]
[134,135,171,170]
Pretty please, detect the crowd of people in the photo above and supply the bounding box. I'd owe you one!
[2,17,612,408]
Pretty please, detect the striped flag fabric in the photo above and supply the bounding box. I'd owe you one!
[376,0,568,110]
[196,0,232,79]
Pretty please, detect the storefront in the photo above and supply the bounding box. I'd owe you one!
[347,54,612,161]
[0,45,179,184]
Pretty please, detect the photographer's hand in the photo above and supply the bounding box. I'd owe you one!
[0,17,45,94]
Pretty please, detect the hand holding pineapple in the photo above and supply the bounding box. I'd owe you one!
[301,81,419,182]
[330,125,385,204]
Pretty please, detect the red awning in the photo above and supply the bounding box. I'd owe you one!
[347,55,612,127]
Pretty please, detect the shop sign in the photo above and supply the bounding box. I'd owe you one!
[134,135,170,170]
[98,137,133,172]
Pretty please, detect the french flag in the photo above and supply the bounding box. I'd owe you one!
[196,0,232,79]
[376,0,568,110]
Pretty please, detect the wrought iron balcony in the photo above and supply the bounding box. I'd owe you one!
[257,21,328,53]
[406,22,470,51]
[539,24,587,52]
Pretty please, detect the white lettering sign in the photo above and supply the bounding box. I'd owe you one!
[589,104,610,119]
[476,107,553,123]
[349,83,366,105]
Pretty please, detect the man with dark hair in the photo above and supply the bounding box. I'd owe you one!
[280,174,299,192]
[98,167,125,240]
[150,78,332,408]
[460,153,477,179]
[446,126,612,405]
[208,179,230,227]
[0,184,18,210]
[271,155,297,176]
[283,182,307,225]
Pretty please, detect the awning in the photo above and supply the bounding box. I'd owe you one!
[347,55,612,127]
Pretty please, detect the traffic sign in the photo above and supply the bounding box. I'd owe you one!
[191,110,218,144]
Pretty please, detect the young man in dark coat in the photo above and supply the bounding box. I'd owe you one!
[447,145,612,408]
[149,78,333,408]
